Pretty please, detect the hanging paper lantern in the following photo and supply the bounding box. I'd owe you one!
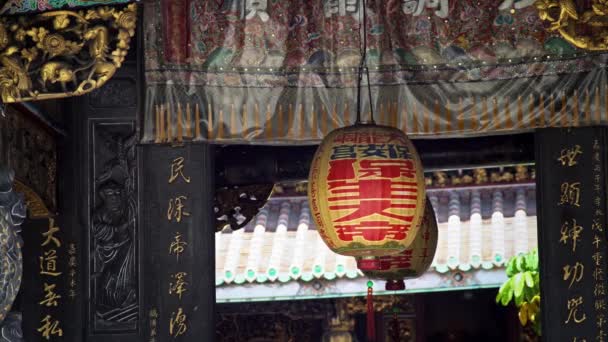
[308,124,426,271]
[362,198,438,290]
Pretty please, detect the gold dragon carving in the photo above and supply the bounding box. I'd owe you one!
[0,3,136,103]
[536,0,608,50]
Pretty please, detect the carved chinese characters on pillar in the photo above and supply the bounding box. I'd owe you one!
[165,156,191,338]
[591,138,607,340]
[557,142,590,333]
[91,129,138,331]
[67,243,77,300]
[537,128,608,342]
[37,218,64,340]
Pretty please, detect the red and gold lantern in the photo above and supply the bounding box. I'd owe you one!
[362,198,438,290]
[308,124,426,270]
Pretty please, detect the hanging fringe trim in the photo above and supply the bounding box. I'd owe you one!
[150,89,608,143]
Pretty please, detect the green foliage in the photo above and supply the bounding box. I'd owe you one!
[496,249,541,336]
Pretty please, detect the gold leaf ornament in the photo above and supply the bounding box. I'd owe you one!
[53,15,70,30]
[0,4,137,102]
[41,34,66,57]
[0,25,8,50]
[114,5,137,36]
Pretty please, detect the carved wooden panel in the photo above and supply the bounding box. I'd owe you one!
[89,122,137,333]
[88,79,137,108]
[1,105,56,215]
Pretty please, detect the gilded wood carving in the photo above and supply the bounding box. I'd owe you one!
[536,0,608,50]
[0,4,136,103]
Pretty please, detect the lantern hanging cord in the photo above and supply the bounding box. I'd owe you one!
[355,0,375,125]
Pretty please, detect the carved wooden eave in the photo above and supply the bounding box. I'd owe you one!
[536,0,608,51]
[0,3,137,103]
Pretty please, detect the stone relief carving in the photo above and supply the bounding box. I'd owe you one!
[0,169,26,341]
[0,312,23,342]
[91,129,137,331]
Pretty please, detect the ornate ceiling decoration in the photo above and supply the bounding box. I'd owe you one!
[0,3,137,103]
[536,0,608,50]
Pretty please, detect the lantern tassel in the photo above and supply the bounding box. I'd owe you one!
[391,310,399,342]
[367,282,376,342]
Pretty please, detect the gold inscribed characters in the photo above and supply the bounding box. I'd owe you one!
[39,249,62,276]
[563,262,584,288]
[169,272,188,300]
[167,196,190,223]
[559,182,581,207]
[39,283,61,307]
[37,315,63,340]
[558,145,583,167]
[41,218,61,247]
[169,157,191,184]
[169,232,187,261]
[560,219,584,253]
[169,307,188,337]
[565,296,587,324]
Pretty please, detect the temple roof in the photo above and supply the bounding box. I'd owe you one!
[215,182,537,289]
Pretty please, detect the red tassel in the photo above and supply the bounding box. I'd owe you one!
[367,284,376,342]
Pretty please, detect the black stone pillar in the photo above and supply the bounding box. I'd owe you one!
[536,127,608,341]
[140,143,215,341]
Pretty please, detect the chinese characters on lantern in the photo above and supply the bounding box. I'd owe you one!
[37,218,64,340]
[327,131,419,244]
[591,139,607,341]
[165,156,190,338]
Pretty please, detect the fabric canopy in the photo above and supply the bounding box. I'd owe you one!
[142,0,608,144]
[0,0,136,14]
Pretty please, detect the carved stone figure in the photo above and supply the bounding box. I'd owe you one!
[91,133,137,327]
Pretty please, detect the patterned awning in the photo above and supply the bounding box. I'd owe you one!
[216,183,537,290]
